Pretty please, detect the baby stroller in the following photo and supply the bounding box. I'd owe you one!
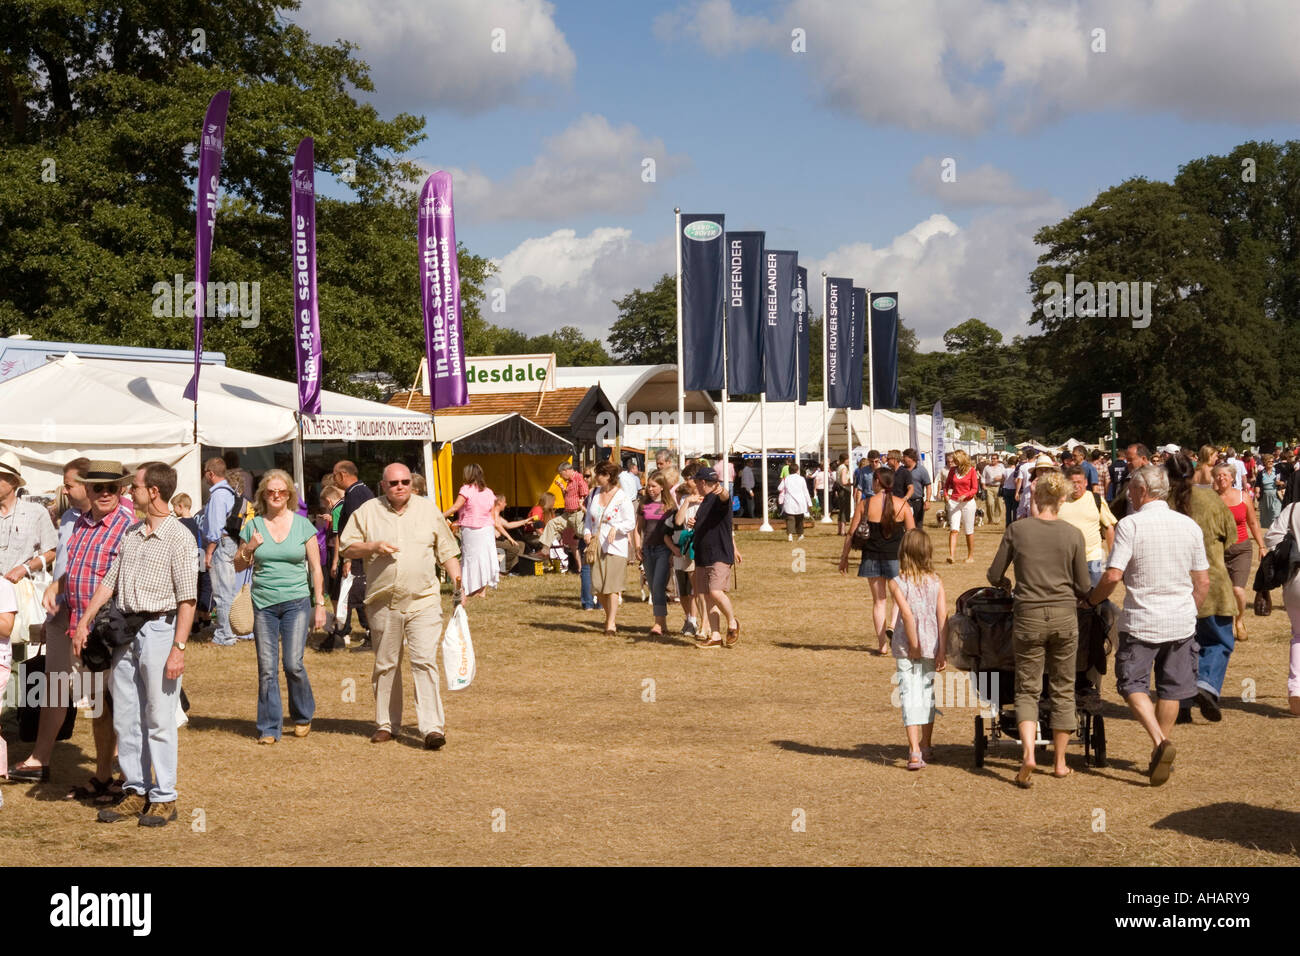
[946,587,1113,769]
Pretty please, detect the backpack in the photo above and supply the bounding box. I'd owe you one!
[222,487,254,539]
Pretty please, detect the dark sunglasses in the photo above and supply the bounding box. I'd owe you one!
[89,483,119,495]
[387,478,411,486]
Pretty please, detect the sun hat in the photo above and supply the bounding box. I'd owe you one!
[1032,453,1058,471]
[0,451,24,485]
[72,460,132,484]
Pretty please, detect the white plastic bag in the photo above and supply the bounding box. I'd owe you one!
[334,574,354,628]
[12,555,51,645]
[441,604,475,691]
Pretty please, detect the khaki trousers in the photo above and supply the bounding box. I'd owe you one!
[983,485,1002,521]
[368,602,445,736]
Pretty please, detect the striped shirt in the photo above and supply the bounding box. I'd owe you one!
[1107,500,1208,644]
[65,506,136,630]
[100,515,198,614]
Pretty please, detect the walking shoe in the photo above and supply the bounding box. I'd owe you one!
[138,801,177,828]
[1196,688,1222,723]
[696,634,724,649]
[724,621,740,648]
[98,791,149,823]
[7,762,50,783]
[682,619,697,637]
[1175,708,1193,725]
[370,729,393,743]
[293,723,311,738]
[1148,740,1176,786]
[258,736,276,745]
[424,732,446,751]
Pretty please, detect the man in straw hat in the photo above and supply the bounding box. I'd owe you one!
[74,462,196,827]
[9,461,134,795]
[0,451,57,590]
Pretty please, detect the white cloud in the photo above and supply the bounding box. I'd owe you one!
[658,0,1300,132]
[809,203,1067,350]
[290,0,575,114]
[429,114,689,221]
[909,156,1049,206]
[488,228,673,340]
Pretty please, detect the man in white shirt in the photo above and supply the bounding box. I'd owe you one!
[1087,465,1208,787]
[1225,448,1247,491]
[981,457,1007,523]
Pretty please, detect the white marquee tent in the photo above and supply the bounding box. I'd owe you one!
[0,353,433,502]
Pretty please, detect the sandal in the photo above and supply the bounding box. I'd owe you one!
[648,626,664,637]
[1015,764,1035,788]
[66,775,123,804]
[907,751,925,770]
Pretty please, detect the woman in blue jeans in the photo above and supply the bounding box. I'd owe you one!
[636,470,675,639]
[234,469,327,744]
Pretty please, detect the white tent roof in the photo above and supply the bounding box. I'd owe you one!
[555,364,716,413]
[0,353,433,501]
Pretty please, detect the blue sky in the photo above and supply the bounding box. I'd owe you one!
[290,0,1300,348]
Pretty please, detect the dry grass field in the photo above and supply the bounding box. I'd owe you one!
[3,518,1297,866]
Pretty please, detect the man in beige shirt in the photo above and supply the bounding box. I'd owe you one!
[340,463,462,749]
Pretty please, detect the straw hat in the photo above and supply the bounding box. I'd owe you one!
[1032,453,1058,472]
[72,460,132,484]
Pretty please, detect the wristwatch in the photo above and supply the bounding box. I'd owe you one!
[172,640,187,651]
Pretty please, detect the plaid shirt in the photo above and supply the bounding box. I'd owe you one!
[1108,500,1209,644]
[100,515,198,614]
[64,506,136,630]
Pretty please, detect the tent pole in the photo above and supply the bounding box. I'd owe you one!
[292,413,305,499]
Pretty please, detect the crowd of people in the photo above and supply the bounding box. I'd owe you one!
[1,433,1297,825]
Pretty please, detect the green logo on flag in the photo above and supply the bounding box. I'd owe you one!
[683,220,722,241]
[872,296,897,310]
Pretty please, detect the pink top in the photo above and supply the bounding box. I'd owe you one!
[456,485,497,529]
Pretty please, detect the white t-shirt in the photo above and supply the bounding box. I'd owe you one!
[982,463,1006,487]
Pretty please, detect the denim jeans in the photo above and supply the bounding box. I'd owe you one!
[1194,614,1234,699]
[210,536,252,644]
[643,544,671,617]
[253,596,316,739]
[580,561,595,609]
[111,616,182,803]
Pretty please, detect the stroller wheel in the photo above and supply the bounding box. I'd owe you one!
[973,715,987,768]
[1092,715,1107,767]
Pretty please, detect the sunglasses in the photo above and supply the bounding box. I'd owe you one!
[387,479,411,486]
[266,489,290,498]
[89,483,119,495]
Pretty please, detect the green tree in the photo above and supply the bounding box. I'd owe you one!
[607,273,676,364]
[0,0,492,399]
[1029,176,1280,444]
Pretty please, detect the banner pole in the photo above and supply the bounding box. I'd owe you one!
[675,208,685,469]
[759,394,772,531]
[866,287,875,453]
[820,271,831,523]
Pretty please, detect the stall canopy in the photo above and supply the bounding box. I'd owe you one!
[0,353,432,502]
[429,413,573,509]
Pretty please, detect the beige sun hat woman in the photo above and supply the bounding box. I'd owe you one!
[1032,453,1059,473]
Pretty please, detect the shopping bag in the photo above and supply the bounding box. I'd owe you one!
[441,604,475,691]
[12,555,52,645]
[335,574,354,628]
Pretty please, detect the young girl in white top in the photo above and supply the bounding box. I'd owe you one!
[888,529,947,770]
